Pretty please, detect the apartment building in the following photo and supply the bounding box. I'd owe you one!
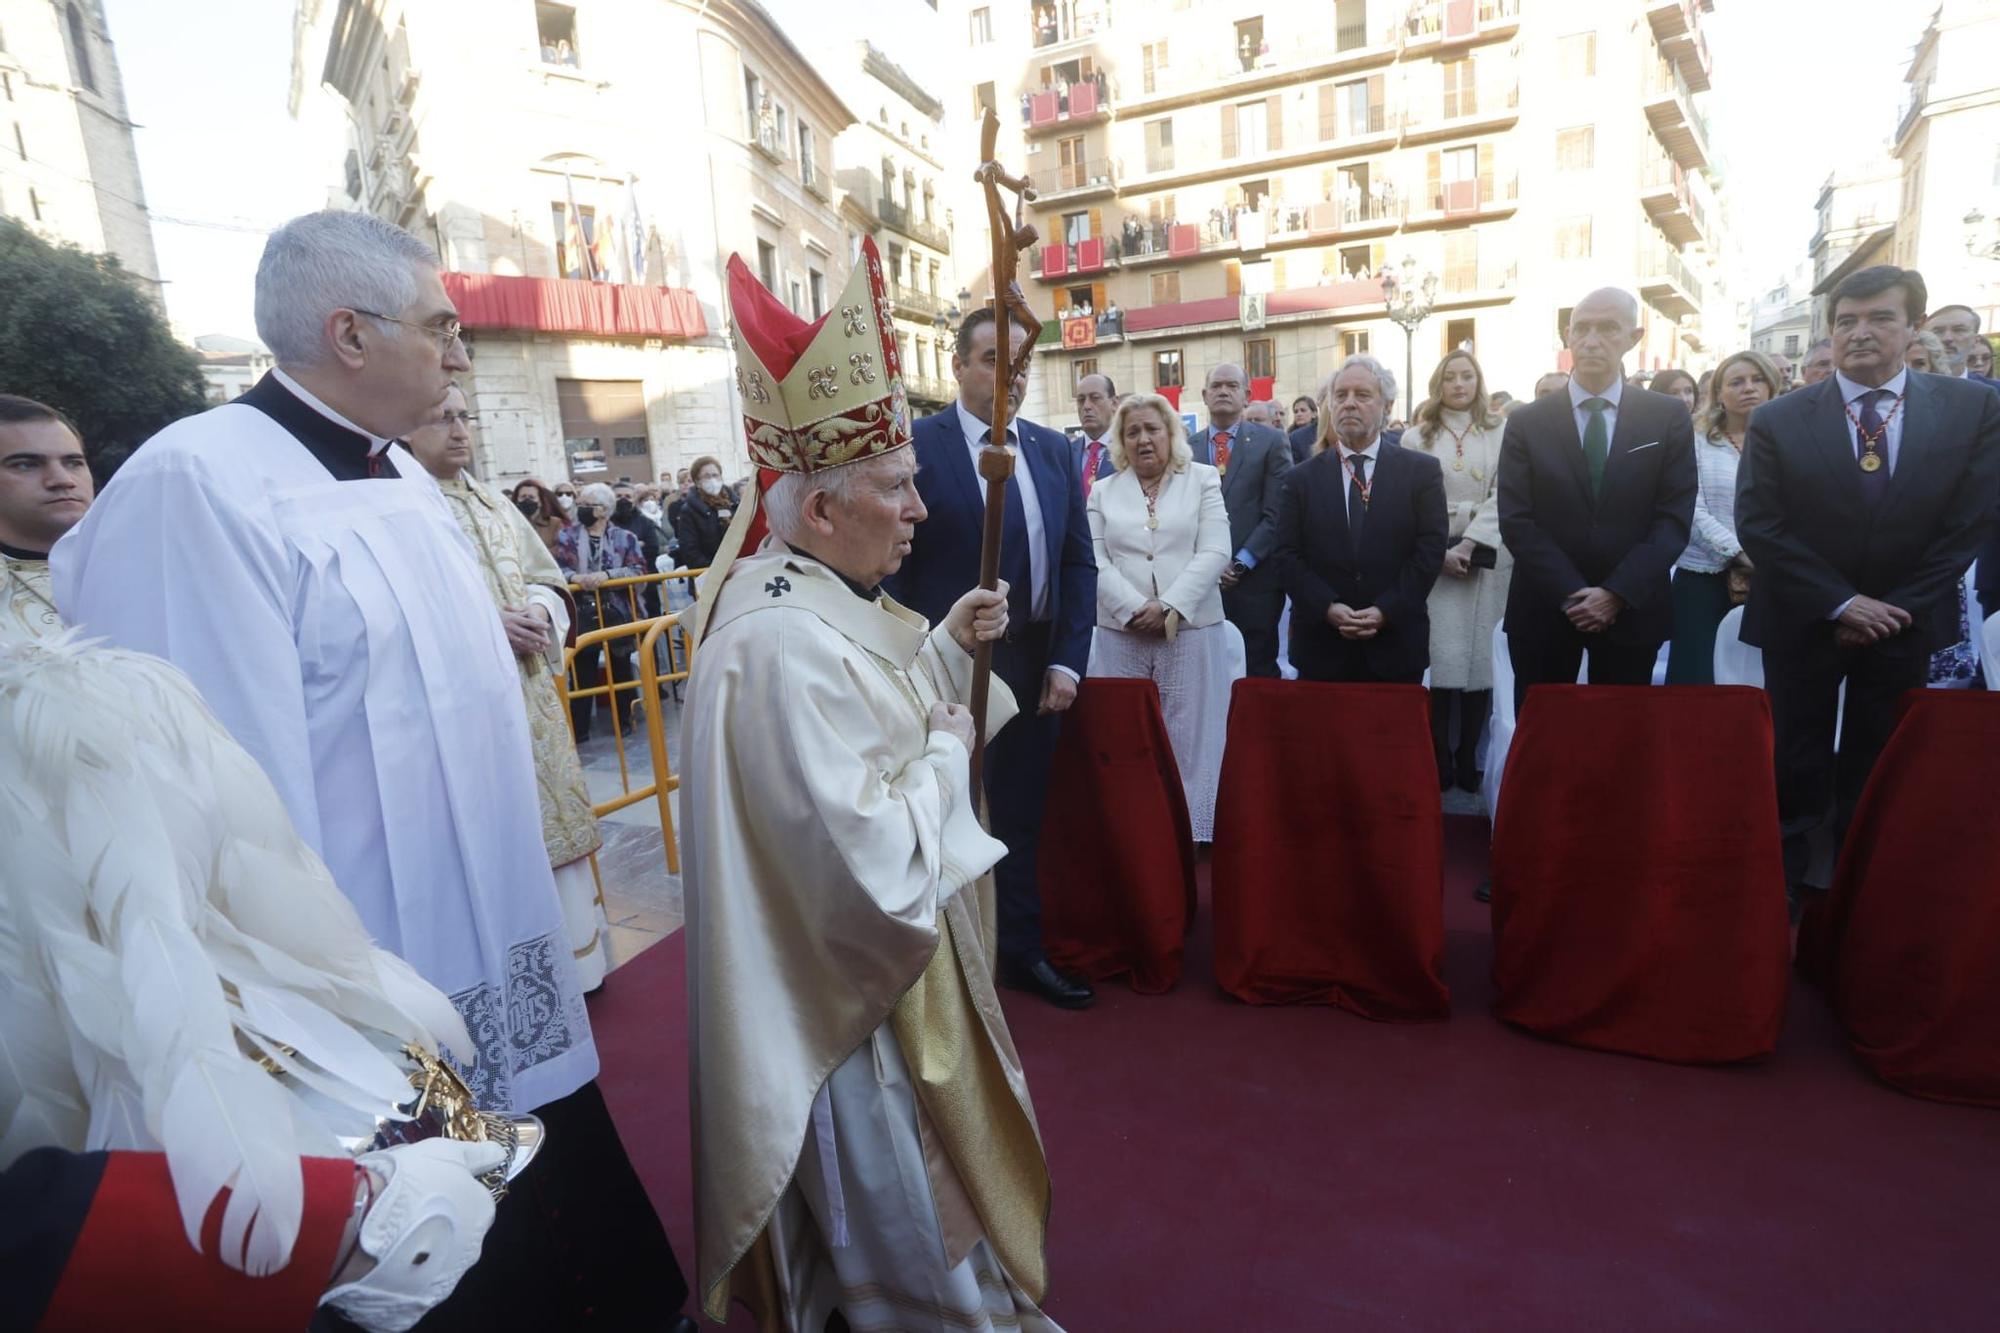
[300,0,855,485]
[1889,0,2000,327]
[0,0,162,301]
[956,0,1731,423]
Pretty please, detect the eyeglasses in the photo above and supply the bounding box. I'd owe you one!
[439,411,479,426]
[351,308,465,353]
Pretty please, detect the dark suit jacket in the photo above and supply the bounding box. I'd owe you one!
[1737,373,2000,656]
[1496,385,1696,648]
[1288,423,1318,466]
[885,408,1097,679]
[1072,433,1117,493]
[1190,419,1291,565]
[1273,442,1448,679]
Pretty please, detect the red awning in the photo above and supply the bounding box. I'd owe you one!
[442,272,708,340]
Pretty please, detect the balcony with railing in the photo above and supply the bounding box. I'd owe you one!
[1028,155,1120,203]
[1895,84,1928,147]
[1023,75,1114,135]
[1638,242,1703,320]
[876,196,953,254]
[1118,25,1401,115]
[904,371,956,407]
[1642,57,1711,172]
[886,282,948,320]
[1639,149,1707,248]
[1251,191,1404,250]
[1110,214,1239,267]
[1400,72,1521,143]
[1405,171,1519,229]
[1031,235,1119,281]
[1399,0,1522,51]
[751,120,786,164]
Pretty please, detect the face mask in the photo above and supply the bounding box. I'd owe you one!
[612,498,637,522]
[557,494,576,512]
[515,496,540,519]
[574,504,598,527]
[639,500,663,521]
[700,477,724,496]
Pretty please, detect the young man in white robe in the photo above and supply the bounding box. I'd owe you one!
[50,210,693,1330]
[0,395,93,643]
[682,241,1062,1331]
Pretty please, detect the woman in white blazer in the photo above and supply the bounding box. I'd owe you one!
[1087,392,1236,839]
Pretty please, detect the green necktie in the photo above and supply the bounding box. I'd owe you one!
[1581,397,1611,495]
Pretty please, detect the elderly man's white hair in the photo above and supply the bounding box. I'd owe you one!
[764,453,901,545]
[254,210,440,368]
[1322,354,1397,407]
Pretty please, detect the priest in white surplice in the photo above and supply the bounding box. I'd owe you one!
[683,243,1061,1331]
[51,210,692,1327]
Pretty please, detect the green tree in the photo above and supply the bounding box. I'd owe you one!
[0,217,208,479]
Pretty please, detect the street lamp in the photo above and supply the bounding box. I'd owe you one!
[1964,208,2000,261]
[1378,257,1438,422]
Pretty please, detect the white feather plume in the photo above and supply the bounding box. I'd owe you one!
[0,633,471,1273]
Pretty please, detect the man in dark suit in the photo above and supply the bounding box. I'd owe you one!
[1922,303,2000,388]
[1274,356,1447,682]
[1496,287,1697,712]
[1072,371,1119,501]
[1189,362,1293,676]
[1738,265,2000,905]
[883,308,1098,1009]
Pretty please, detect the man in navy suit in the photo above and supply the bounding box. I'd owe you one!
[1072,371,1119,501]
[1739,266,2000,906]
[1189,362,1294,676]
[1922,304,2000,389]
[1496,288,1697,712]
[1273,356,1447,682]
[884,309,1099,1009]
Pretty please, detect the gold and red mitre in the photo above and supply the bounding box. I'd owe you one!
[729,235,912,476]
[690,237,912,641]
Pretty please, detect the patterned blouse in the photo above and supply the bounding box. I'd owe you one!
[1678,431,1743,574]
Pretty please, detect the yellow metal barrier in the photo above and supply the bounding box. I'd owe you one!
[560,610,691,874]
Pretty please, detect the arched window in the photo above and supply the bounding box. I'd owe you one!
[66,5,96,92]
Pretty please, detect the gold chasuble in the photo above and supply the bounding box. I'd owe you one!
[1,552,62,643]
[682,240,1058,1331]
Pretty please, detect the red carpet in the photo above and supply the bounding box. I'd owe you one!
[591,816,2000,1331]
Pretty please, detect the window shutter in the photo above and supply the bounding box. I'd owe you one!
[1427,150,1442,210]
[1221,103,1238,157]
[1266,94,1283,151]
[1089,207,1103,238]
[1367,74,1385,131]
[1226,260,1242,296]
[1092,281,1107,311]
[1272,257,1287,289]
[1477,142,1495,203]
[1319,84,1336,141]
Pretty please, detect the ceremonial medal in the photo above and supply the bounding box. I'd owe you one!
[1859,451,1883,473]
[1452,458,1464,472]
[1471,467,1485,482]
[1147,514,1159,530]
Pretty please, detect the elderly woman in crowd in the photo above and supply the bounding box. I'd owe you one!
[673,454,737,569]
[1087,391,1235,840]
[1667,349,1778,683]
[557,480,647,741]
[1406,348,1509,791]
[406,389,610,988]
[1906,329,1947,374]
[1650,368,1699,416]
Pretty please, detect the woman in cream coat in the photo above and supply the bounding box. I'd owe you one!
[1087,391,1236,839]
[1407,348,1511,793]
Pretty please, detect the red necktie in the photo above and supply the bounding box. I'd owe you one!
[1082,438,1104,500]
[1213,429,1232,473]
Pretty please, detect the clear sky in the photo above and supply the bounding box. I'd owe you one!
[100,0,1928,341]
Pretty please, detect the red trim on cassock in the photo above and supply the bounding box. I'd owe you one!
[442,272,707,339]
[40,1153,355,1332]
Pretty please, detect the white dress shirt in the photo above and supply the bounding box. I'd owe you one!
[956,400,1050,621]
[1336,436,1383,507]
[1568,374,1624,450]
[1833,367,1908,473]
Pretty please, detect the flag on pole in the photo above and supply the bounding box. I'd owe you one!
[625,179,648,287]
[592,211,620,284]
[562,168,598,281]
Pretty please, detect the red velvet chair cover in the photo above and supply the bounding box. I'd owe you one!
[1491,685,1790,1063]
[1211,680,1448,1019]
[1039,678,1196,993]
[1800,691,2000,1106]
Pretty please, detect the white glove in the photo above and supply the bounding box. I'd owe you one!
[320,1138,507,1333]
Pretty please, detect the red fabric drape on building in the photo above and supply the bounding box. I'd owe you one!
[1798,691,2000,1106]
[442,272,707,339]
[1491,686,1790,1063]
[1211,680,1448,1019]
[1040,679,1196,993]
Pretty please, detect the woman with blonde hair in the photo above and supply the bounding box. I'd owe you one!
[1406,347,1509,792]
[1666,348,1779,683]
[1088,391,1235,838]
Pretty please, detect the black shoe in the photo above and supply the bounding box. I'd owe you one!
[1455,759,1482,794]
[1474,878,1492,903]
[998,958,1096,1009]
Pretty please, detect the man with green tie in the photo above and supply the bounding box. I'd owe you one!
[1495,288,1697,712]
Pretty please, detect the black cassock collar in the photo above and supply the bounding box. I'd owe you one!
[238,372,395,482]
